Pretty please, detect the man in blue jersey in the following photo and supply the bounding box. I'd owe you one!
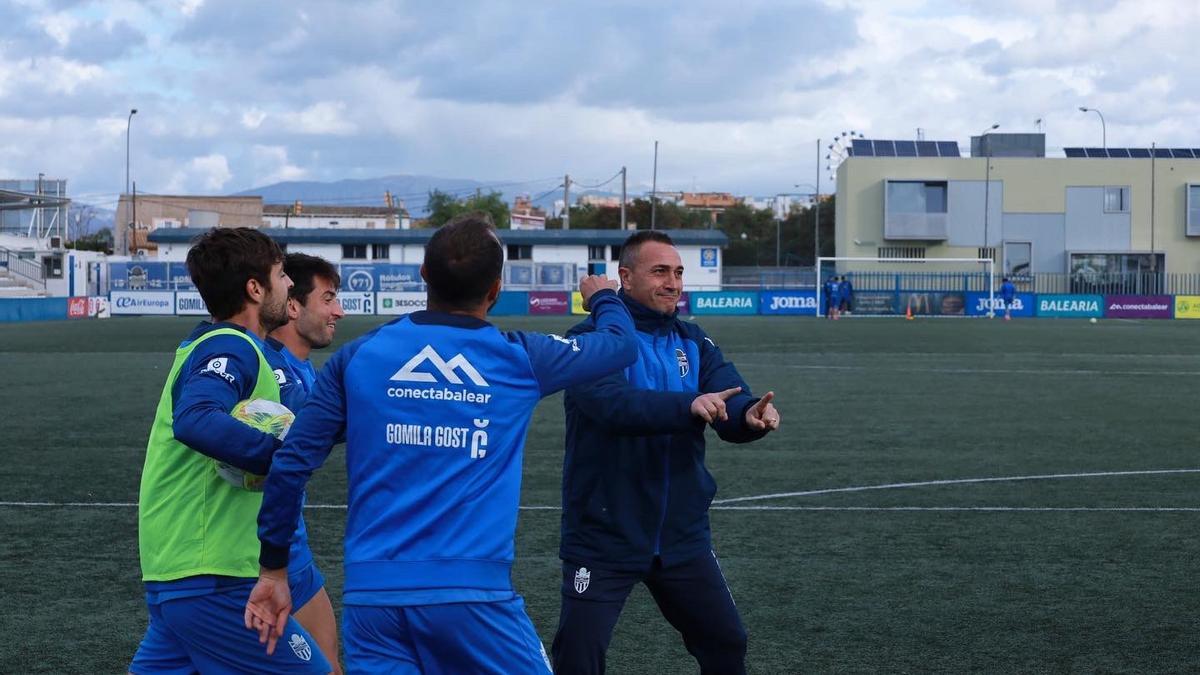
[839,275,853,315]
[131,227,332,674]
[999,276,1016,321]
[823,274,840,319]
[552,230,781,675]
[266,252,346,674]
[245,212,639,672]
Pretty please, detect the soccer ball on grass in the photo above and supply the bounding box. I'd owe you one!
[215,398,295,491]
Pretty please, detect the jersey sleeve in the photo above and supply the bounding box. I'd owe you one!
[512,289,638,397]
[172,334,281,475]
[258,338,354,570]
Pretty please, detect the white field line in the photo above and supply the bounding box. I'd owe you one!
[737,363,1200,376]
[5,469,1200,512]
[710,468,1200,504]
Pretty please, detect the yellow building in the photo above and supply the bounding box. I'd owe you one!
[834,136,1200,290]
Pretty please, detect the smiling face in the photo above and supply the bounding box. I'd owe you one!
[619,240,684,315]
[291,274,344,349]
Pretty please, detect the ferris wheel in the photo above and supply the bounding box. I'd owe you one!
[825,131,865,183]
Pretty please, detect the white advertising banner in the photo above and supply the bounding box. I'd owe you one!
[376,292,427,315]
[339,292,376,315]
[110,291,175,315]
[175,291,210,316]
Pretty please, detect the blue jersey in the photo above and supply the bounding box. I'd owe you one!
[257,290,637,607]
[1000,281,1016,302]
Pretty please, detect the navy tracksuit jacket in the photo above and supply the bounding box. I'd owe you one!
[560,291,767,571]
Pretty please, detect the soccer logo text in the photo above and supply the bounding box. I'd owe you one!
[387,345,493,404]
[385,418,492,459]
[201,357,235,384]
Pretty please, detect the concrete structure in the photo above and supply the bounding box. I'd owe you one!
[262,203,410,230]
[149,227,730,290]
[835,135,1200,280]
[115,194,264,255]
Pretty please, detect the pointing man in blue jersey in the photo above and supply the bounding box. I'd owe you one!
[131,227,332,674]
[267,252,346,673]
[246,212,639,672]
[552,230,781,675]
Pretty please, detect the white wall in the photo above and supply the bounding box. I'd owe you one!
[679,245,722,290]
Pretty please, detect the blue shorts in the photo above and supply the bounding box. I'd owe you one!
[343,596,551,674]
[290,560,326,610]
[130,585,332,674]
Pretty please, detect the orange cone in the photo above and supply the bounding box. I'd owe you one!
[905,303,914,320]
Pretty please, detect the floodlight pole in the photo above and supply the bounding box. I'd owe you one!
[981,123,999,296]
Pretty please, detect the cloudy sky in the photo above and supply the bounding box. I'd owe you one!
[3,0,1197,208]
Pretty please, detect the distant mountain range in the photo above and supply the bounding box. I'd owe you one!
[232,174,576,217]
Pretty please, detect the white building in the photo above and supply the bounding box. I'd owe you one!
[262,204,411,230]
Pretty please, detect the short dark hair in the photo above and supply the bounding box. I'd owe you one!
[284,253,341,305]
[618,230,675,269]
[186,227,283,321]
[423,211,503,309]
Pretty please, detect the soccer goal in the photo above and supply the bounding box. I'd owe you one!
[816,256,996,318]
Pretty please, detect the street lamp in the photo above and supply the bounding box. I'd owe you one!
[981,123,999,261]
[1079,106,1106,150]
[126,108,138,195]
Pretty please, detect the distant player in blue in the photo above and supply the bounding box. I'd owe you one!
[266,252,347,674]
[131,227,332,674]
[1000,276,1016,321]
[823,274,840,319]
[839,275,853,315]
[245,213,639,673]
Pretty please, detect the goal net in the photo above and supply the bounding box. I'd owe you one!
[816,256,997,318]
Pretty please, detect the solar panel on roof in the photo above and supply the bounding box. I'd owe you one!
[1084,148,1106,158]
[894,140,917,157]
[874,140,897,156]
[916,141,938,157]
[1172,149,1194,158]
[1128,148,1151,158]
[1154,148,1172,158]
[935,141,960,157]
[851,139,874,157]
[1064,147,1086,158]
[1107,148,1131,158]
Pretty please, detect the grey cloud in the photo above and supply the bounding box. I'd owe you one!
[64,19,146,62]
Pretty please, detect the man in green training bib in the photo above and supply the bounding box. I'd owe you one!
[130,227,332,674]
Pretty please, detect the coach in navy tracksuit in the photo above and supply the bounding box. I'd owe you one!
[552,230,782,675]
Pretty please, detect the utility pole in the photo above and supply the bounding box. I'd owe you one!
[130,181,137,255]
[815,138,821,265]
[651,141,659,230]
[563,174,570,230]
[620,166,627,230]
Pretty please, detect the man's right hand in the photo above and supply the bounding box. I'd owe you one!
[244,567,292,655]
[579,275,619,309]
[690,387,742,424]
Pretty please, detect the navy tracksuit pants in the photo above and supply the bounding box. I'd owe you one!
[551,552,748,675]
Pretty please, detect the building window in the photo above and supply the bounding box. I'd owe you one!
[977,247,997,262]
[588,245,605,261]
[507,244,532,260]
[884,180,949,240]
[329,220,340,226]
[1187,184,1200,236]
[342,243,367,260]
[1104,186,1129,213]
[877,246,926,261]
[372,243,390,260]
[366,221,376,229]
[1004,241,1032,277]
[610,245,622,261]
[888,181,948,214]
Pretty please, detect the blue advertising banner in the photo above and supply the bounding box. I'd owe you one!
[339,264,422,292]
[691,291,759,315]
[1036,294,1104,318]
[491,291,528,315]
[965,292,1035,317]
[759,290,818,315]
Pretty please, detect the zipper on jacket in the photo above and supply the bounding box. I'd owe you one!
[652,332,673,556]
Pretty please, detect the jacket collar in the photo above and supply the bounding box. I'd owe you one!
[620,289,678,335]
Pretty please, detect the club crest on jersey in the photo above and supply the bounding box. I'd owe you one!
[574,567,591,594]
[288,633,312,661]
[676,348,689,377]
